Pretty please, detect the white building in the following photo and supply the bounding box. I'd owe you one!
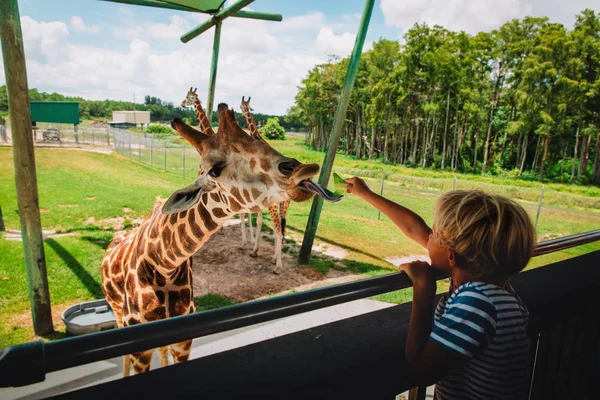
[111,111,150,127]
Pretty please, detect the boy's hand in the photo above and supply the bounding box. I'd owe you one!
[344,177,372,198]
[399,261,436,299]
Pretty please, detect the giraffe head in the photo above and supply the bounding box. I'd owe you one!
[240,96,252,113]
[181,87,199,108]
[162,103,340,215]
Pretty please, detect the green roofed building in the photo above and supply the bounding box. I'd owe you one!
[30,101,80,125]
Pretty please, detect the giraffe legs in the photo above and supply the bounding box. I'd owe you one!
[170,340,193,364]
[268,205,284,274]
[158,346,170,367]
[250,212,263,257]
[248,213,255,244]
[123,355,131,377]
[240,213,248,248]
[130,350,154,375]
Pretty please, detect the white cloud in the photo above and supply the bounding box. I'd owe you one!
[20,16,69,63]
[380,0,533,34]
[315,27,372,58]
[6,15,329,115]
[316,27,357,56]
[70,16,99,33]
[273,12,326,32]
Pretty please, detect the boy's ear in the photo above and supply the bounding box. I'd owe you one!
[447,249,456,268]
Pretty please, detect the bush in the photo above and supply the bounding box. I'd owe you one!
[259,117,286,140]
[146,124,173,134]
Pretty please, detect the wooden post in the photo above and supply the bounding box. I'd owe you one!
[298,0,375,264]
[0,0,53,334]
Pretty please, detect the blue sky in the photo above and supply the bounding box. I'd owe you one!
[2,0,597,115]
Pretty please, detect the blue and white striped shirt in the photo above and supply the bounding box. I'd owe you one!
[430,282,531,400]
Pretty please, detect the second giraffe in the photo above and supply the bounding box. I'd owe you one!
[241,96,292,274]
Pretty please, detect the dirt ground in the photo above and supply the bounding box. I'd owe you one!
[192,219,358,303]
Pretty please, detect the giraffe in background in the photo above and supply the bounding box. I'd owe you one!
[181,87,214,135]
[240,96,292,273]
[102,102,339,376]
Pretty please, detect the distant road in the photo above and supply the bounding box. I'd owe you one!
[286,131,306,138]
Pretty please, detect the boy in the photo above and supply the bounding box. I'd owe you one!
[344,177,535,400]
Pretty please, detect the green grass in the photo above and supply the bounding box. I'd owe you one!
[0,141,599,348]
[194,294,235,312]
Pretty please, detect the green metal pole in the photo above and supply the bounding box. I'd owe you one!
[0,0,53,334]
[180,0,254,43]
[102,0,281,21]
[298,0,375,265]
[205,20,221,125]
[101,0,198,12]
[232,10,281,21]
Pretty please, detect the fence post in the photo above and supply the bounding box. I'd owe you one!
[535,185,545,231]
[182,145,186,176]
[128,132,132,158]
[74,124,79,144]
[0,203,5,232]
[150,135,153,166]
[377,169,385,220]
[92,130,95,145]
[106,127,110,146]
[452,176,457,191]
[138,140,141,162]
[164,140,167,171]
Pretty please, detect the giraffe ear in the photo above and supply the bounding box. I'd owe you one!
[162,177,204,215]
[171,118,209,154]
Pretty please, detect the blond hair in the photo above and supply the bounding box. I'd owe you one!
[433,190,536,279]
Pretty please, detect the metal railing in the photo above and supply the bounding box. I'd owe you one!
[0,229,599,388]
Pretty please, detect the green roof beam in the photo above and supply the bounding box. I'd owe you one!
[232,10,281,22]
[180,0,255,43]
[101,0,201,13]
[101,0,280,21]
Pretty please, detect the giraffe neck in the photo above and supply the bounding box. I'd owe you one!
[241,107,258,136]
[142,191,233,272]
[193,97,213,135]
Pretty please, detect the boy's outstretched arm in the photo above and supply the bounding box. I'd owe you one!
[345,177,432,248]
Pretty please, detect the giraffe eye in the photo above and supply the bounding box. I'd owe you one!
[208,166,223,178]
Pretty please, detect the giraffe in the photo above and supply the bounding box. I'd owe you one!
[240,96,291,273]
[181,87,214,136]
[181,87,227,236]
[102,103,341,377]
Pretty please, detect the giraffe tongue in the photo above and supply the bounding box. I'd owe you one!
[300,180,343,203]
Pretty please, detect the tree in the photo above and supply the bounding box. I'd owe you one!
[259,117,286,140]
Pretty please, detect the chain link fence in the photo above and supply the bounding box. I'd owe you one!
[4,125,594,240]
[333,166,600,243]
[111,128,201,176]
[0,122,111,148]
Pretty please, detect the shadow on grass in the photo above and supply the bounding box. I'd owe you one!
[81,235,113,250]
[39,329,70,342]
[305,256,389,276]
[284,224,384,263]
[45,238,103,298]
